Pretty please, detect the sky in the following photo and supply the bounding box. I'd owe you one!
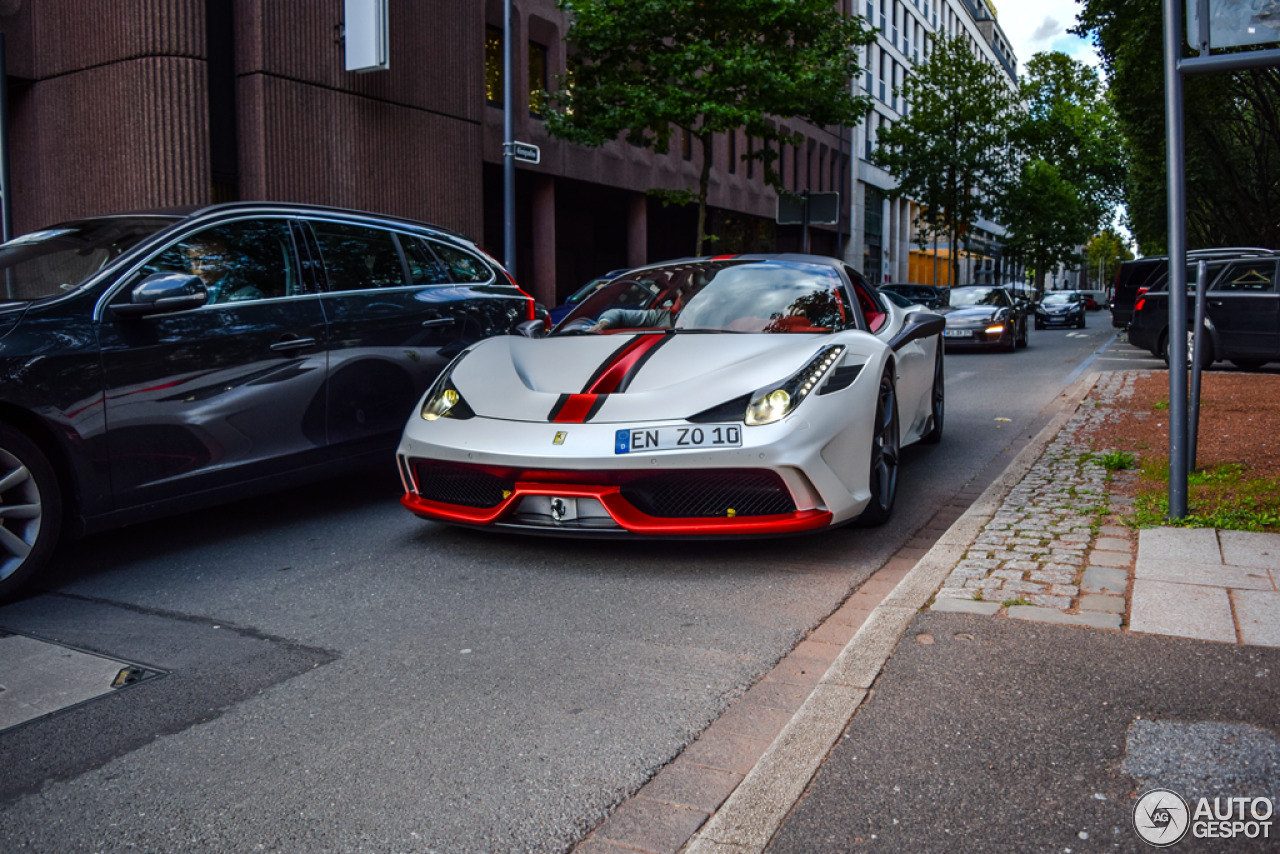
[994,2,1101,70]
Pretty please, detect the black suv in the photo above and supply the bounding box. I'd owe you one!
[0,202,536,601]
[1127,248,1280,369]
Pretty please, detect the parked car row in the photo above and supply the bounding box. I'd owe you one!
[1126,248,1280,370]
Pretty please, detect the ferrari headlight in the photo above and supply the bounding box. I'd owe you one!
[419,354,475,421]
[745,345,845,426]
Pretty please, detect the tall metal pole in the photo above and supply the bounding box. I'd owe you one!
[1163,0,1189,518]
[0,34,12,243]
[502,0,516,277]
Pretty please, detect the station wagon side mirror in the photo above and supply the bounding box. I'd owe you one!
[887,311,946,352]
[111,272,209,318]
[515,319,548,339]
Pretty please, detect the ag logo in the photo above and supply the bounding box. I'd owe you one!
[1133,788,1190,847]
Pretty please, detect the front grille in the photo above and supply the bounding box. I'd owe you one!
[621,470,795,518]
[413,460,513,508]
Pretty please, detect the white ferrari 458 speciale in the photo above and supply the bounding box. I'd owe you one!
[396,254,945,536]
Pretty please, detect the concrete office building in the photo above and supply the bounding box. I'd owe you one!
[851,0,1022,287]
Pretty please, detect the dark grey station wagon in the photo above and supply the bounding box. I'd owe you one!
[0,202,535,601]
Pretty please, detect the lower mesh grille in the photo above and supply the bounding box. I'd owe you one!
[621,470,795,518]
[414,460,513,508]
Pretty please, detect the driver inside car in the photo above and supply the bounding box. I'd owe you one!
[589,284,688,331]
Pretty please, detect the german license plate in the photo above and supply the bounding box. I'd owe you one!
[943,329,972,338]
[615,424,742,454]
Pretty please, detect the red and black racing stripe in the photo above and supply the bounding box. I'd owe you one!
[548,333,671,423]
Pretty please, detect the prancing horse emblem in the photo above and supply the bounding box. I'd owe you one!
[553,431,567,445]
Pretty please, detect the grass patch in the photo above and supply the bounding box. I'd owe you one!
[1002,596,1034,607]
[1153,399,1169,410]
[1099,451,1136,472]
[1128,461,1280,532]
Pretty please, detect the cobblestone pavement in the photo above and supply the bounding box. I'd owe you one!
[930,370,1152,628]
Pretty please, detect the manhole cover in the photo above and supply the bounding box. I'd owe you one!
[0,629,165,733]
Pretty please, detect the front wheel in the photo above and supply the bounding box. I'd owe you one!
[1017,318,1029,348]
[0,424,62,603]
[856,367,900,526]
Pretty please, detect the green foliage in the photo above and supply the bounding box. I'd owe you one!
[547,0,875,254]
[1099,450,1136,472]
[1084,228,1134,289]
[873,36,1017,287]
[999,52,1126,289]
[1073,0,1280,253]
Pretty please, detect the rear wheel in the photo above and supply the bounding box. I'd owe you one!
[857,367,900,526]
[0,424,62,603]
[1161,326,1213,371]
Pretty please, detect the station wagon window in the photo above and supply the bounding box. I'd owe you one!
[428,240,494,284]
[145,219,299,304]
[1212,261,1278,293]
[310,221,407,291]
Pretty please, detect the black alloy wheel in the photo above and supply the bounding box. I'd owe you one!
[920,344,944,445]
[0,423,62,603]
[1004,319,1017,351]
[857,366,900,526]
[1017,317,1029,348]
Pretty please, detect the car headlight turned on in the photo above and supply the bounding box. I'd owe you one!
[419,356,475,421]
[985,323,1006,336]
[745,345,846,426]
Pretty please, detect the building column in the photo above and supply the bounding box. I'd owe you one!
[896,198,910,284]
[882,195,893,283]
[627,192,647,269]
[531,174,556,308]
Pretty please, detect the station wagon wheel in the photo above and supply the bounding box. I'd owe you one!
[1161,326,1213,371]
[0,424,62,603]
[857,366,900,526]
[920,345,944,445]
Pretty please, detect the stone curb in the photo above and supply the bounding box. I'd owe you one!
[682,371,1102,854]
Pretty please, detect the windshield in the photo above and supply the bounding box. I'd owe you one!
[0,216,178,301]
[949,287,1004,307]
[556,259,848,334]
[1042,293,1079,305]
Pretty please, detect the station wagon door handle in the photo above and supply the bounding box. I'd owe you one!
[421,317,454,329]
[269,336,317,353]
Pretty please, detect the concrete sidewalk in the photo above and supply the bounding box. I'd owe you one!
[576,370,1280,853]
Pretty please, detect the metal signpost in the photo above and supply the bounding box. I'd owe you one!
[1163,0,1280,517]
[776,191,840,254]
[503,0,516,277]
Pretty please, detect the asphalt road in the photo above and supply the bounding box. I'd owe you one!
[1,311,1129,852]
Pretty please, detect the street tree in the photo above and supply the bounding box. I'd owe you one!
[1084,228,1134,290]
[545,0,875,255]
[873,36,1018,287]
[1000,52,1126,291]
[1074,0,1280,253]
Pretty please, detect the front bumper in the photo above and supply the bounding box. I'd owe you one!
[396,411,868,536]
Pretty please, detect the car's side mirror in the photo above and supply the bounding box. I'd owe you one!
[888,311,946,351]
[111,272,208,318]
[515,318,548,339]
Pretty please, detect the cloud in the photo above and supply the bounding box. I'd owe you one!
[1031,17,1062,44]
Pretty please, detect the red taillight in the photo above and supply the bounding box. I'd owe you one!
[1134,286,1148,313]
[1134,298,1146,312]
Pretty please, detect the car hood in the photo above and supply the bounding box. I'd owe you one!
[935,305,1001,324]
[448,331,872,424]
